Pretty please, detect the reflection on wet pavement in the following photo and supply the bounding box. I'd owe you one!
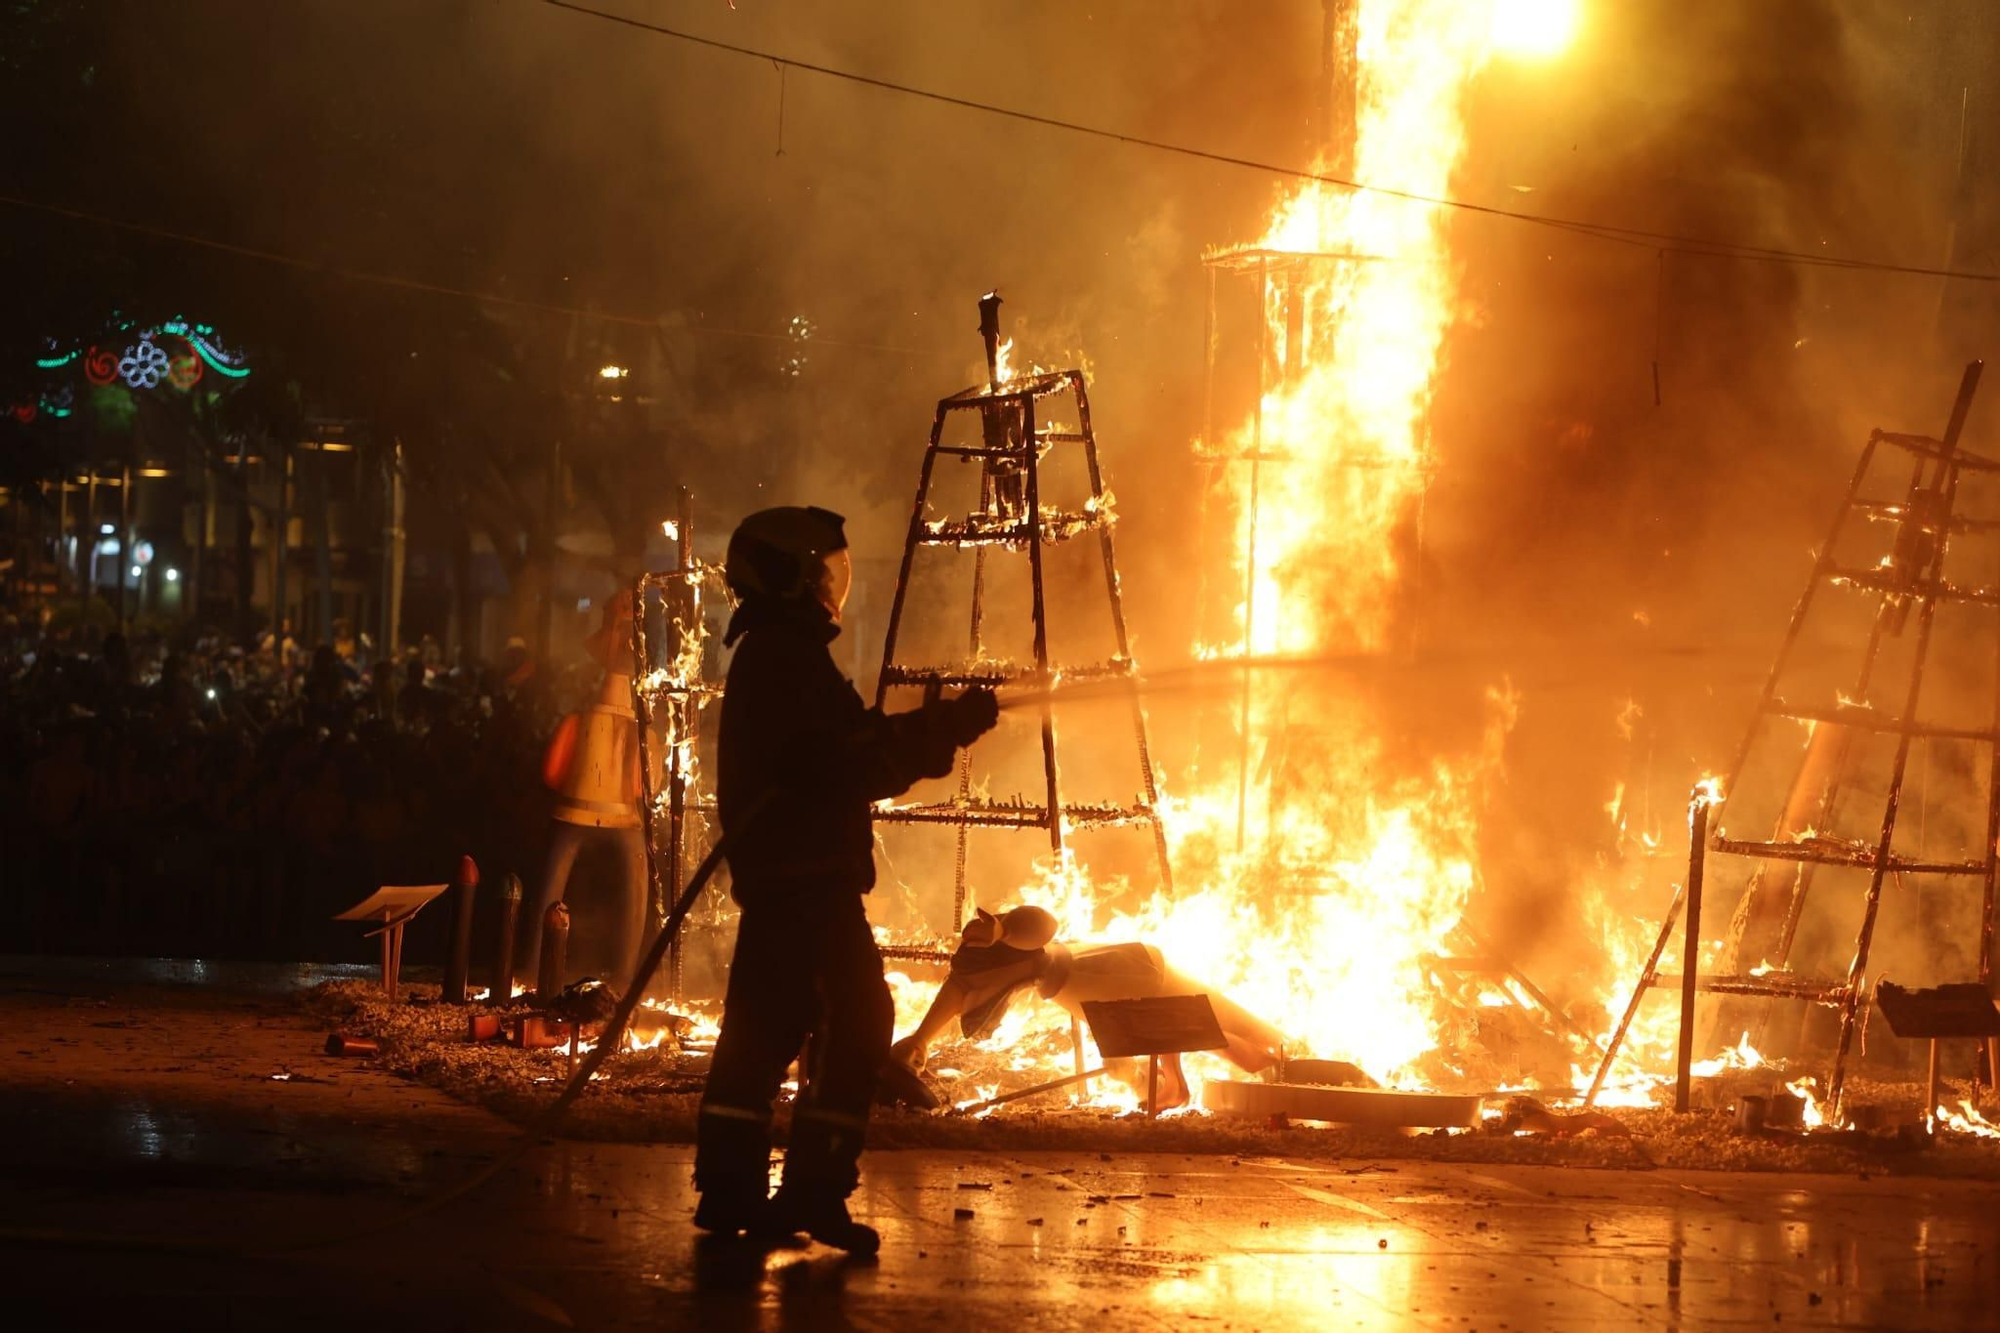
[0,954,380,993]
[2,959,1994,1327]
[5,1097,1997,1330]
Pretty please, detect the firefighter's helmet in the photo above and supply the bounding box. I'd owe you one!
[724,505,849,601]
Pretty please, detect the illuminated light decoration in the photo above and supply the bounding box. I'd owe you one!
[9,403,36,424]
[118,338,171,390]
[83,346,119,386]
[166,339,204,391]
[30,319,250,398]
[181,333,250,379]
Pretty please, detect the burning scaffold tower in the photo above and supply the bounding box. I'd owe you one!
[630,488,726,1002]
[1590,363,2000,1115]
[873,294,1172,935]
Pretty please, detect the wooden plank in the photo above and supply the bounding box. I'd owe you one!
[1875,981,2000,1038]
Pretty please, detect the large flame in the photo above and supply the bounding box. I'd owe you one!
[1130,1,1513,1084]
[885,4,1610,1106]
[898,2,1525,1095]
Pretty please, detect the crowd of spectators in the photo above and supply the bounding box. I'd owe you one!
[0,622,602,964]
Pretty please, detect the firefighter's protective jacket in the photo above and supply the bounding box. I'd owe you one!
[719,598,955,902]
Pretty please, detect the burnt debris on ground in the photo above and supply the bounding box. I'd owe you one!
[307,980,2000,1179]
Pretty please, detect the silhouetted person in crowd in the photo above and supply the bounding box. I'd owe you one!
[397,657,434,730]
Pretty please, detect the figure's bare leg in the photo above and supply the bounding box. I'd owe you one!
[890,976,970,1069]
[1158,1052,1190,1111]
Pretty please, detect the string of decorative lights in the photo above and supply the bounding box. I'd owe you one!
[536,0,2000,285]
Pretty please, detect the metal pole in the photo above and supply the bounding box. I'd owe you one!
[872,415,944,709]
[443,854,478,1004]
[537,902,570,1002]
[1192,261,1221,736]
[379,908,395,1002]
[114,457,130,636]
[1585,883,1686,1107]
[628,573,668,993]
[1023,396,1062,857]
[1674,789,1711,1114]
[82,465,97,620]
[1236,256,1270,853]
[954,1066,1107,1116]
[668,489,696,1000]
[493,871,521,1000]
[1830,362,1982,1115]
[273,444,290,653]
[952,463,996,930]
[55,464,70,601]
[1981,452,2000,1087]
[1927,1037,1942,1131]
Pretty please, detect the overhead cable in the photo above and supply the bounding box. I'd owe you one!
[538,0,2000,284]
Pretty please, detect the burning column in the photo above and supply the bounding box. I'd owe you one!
[1159,1,1556,1083]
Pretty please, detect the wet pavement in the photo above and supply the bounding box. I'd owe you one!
[4,960,1999,1328]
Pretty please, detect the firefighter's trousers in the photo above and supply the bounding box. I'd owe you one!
[695,891,893,1201]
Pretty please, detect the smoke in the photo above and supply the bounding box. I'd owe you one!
[1434,0,1998,1020]
[32,1,1998,1019]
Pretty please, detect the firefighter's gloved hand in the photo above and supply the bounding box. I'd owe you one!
[940,687,999,747]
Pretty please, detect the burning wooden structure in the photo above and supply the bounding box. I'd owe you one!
[629,488,726,1002]
[872,295,1173,935]
[1592,362,2000,1118]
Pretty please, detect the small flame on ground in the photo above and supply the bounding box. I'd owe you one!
[1689,1031,1765,1079]
[1938,1100,2000,1139]
[1786,1077,1829,1130]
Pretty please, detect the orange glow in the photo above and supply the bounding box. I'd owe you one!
[1489,0,1580,59]
[894,0,1536,1096]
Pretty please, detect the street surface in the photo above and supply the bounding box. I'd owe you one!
[2,958,1996,1329]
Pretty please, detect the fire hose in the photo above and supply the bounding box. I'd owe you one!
[0,815,748,1256]
[992,643,1763,712]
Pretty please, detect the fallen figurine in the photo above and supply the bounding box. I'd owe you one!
[887,904,1292,1110]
